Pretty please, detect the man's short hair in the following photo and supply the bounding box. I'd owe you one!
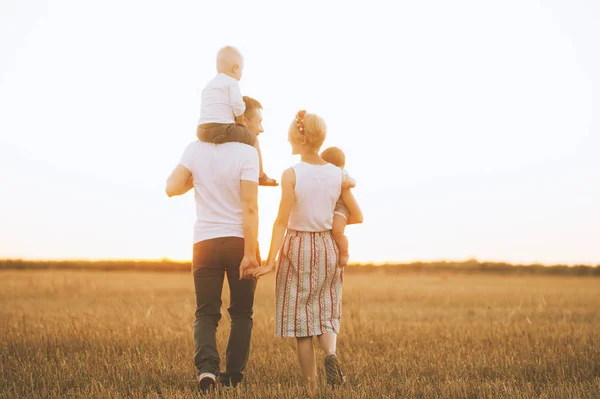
[243,96,262,117]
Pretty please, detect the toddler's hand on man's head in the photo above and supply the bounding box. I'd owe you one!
[235,115,248,127]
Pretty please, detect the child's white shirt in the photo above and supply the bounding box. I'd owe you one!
[198,73,246,125]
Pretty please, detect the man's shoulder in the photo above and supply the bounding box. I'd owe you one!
[183,140,216,156]
[184,140,205,151]
[186,141,257,161]
[220,143,259,159]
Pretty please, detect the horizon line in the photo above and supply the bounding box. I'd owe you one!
[1,257,598,268]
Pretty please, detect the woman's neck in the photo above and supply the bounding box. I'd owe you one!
[300,151,326,165]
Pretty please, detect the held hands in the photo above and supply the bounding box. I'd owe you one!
[239,255,260,280]
[251,262,275,279]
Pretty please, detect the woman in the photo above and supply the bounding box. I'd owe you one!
[253,110,363,385]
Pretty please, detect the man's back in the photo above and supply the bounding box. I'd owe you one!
[179,141,259,243]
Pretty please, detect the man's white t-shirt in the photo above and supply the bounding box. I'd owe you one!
[179,141,259,244]
[198,73,246,125]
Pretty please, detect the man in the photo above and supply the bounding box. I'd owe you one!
[166,96,266,391]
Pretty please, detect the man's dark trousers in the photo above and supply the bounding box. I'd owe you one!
[192,237,258,387]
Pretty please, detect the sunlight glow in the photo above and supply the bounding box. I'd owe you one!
[1,0,598,265]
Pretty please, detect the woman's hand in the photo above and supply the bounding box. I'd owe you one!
[252,263,275,279]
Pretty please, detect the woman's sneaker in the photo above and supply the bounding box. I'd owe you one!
[324,354,346,386]
[198,372,216,393]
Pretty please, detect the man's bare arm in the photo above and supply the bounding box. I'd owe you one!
[165,165,193,197]
[239,179,259,278]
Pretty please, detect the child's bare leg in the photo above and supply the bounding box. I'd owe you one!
[255,139,278,186]
[296,337,317,381]
[254,138,264,177]
[332,214,349,267]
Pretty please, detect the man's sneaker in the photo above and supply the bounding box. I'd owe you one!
[198,372,216,393]
[324,354,346,386]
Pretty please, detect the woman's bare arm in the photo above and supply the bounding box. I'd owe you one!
[253,168,296,276]
[341,188,363,225]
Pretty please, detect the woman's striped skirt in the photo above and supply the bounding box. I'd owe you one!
[275,230,344,337]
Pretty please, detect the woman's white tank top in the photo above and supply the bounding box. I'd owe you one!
[287,162,343,232]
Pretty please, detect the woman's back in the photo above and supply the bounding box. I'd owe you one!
[288,162,342,232]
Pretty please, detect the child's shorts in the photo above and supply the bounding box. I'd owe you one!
[334,198,350,220]
[197,123,256,146]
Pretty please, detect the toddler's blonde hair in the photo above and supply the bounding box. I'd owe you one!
[320,147,346,168]
[216,46,243,73]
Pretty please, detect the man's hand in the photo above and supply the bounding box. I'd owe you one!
[239,255,259,280]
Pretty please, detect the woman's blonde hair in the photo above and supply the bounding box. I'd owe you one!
[289,111,327,151]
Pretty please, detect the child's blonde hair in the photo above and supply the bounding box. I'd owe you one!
[320,147,346,168]
[216,46,243,73]
[289,110,327,151]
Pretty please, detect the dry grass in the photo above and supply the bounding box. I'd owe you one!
[1,270,599,398]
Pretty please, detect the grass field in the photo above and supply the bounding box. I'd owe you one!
[1,269,599,398]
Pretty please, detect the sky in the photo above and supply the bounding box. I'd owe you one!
[0,0,598,265]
